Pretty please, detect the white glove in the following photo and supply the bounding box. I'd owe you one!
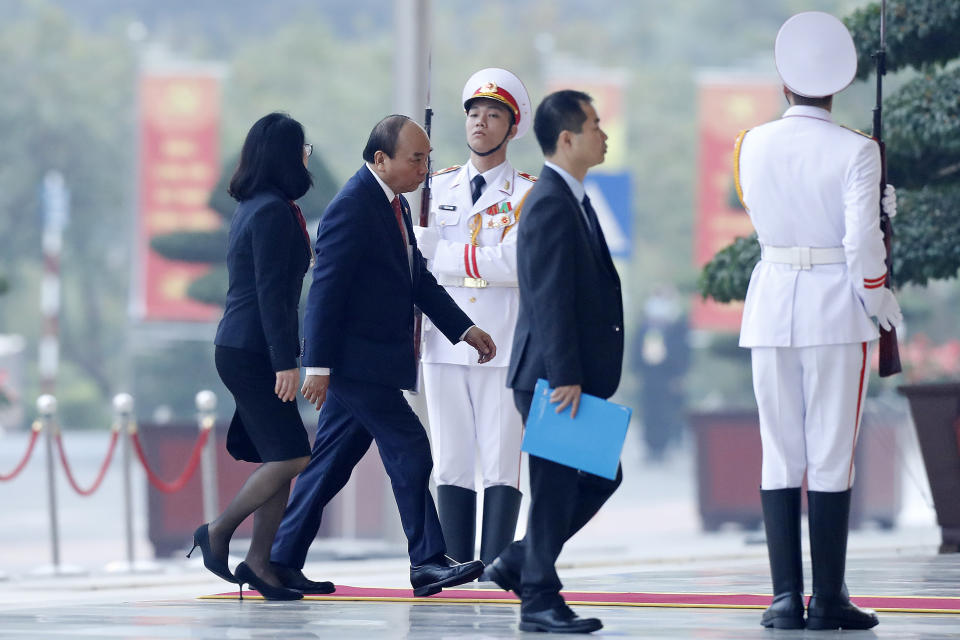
[875,288,903,331]
[412,225,439,260]
[881,184,897,218]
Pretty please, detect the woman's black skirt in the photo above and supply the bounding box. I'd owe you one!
[215,345,310,463]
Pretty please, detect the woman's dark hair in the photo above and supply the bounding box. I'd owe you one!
[362,114,413,163]
[228,112,313,201]
[533,90,593,156]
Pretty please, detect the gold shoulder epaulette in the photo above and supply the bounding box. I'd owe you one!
[517,171,537,182]
[431,165,461,177]
[839,125,876,141]
[733,129,750,212]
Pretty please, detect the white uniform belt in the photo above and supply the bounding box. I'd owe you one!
[437,275,518,288]
[761,245,846,270]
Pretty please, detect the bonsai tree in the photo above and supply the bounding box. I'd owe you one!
[699,0,960,304]
[150,152,338,306]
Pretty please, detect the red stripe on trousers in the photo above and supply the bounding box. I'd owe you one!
[847,342,868,488]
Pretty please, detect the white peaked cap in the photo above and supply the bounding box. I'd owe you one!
[462,67,532,140]
[775,11,858,98]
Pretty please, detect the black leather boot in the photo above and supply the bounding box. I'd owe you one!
[479,485,522,566]
[806,489,879,630]
[436,484,476,563]
[759,488,805,629]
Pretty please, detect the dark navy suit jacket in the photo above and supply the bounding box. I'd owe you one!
[215,190,311,371]
[507,165,624,400]
[303,165,473,390]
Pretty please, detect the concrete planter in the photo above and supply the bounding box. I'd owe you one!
[689,405,900,532]
[897,382,960,553]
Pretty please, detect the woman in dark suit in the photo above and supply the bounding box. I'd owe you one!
[187,113,313,600]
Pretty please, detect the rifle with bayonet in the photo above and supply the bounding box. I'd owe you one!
[413,104,433,368]
[873,0,902,377]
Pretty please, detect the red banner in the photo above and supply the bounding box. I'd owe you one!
[137,71,222,321]
[691,74,781,331]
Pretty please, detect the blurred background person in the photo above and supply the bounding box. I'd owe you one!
[189,112,314,601]
[631,285,690,463]
[414,67,535,567]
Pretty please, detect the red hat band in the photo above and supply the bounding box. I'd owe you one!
[468,82,521,124]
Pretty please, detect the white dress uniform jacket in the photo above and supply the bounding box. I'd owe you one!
[422,160,535,367]
[737,105,889,348]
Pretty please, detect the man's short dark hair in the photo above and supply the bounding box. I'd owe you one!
[788,91,832,109]
[229,112,313,202]
[533,90,593,156]
[363,114,413,163]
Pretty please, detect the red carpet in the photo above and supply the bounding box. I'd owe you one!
[201,585,960,613]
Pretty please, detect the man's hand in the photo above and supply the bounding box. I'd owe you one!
[412,225,440,259]
[463,326,497,364]
[881,184,897,218]
[275,368,300,402]
[551,384,582,419]
[301,374,331,410]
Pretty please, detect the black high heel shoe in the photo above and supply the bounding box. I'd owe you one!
[187,523,236,584]
[235,562,303,601]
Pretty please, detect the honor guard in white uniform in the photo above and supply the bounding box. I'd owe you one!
[413,68,535,565]
[736,12,902,631]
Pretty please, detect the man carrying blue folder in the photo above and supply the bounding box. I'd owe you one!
[484,89,625,634]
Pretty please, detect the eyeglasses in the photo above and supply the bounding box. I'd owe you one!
[303,143,313,158]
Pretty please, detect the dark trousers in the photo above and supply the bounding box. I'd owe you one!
[503,389,623,613]
[271,375,446,568]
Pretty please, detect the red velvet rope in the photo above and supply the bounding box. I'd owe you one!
[54,428,119,496]
[0,426,41,481]
[130,427,210,493]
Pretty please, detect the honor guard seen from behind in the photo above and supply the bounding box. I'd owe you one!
[412,68,535,567]
[736,12,902,631]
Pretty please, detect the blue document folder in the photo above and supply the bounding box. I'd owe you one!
[521,378,632,480]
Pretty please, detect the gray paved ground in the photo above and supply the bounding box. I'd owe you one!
[0,552,957,639]
[1,409,956,638]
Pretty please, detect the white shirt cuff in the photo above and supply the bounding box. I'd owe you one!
[459,325,476,342]
[305,367,331,376]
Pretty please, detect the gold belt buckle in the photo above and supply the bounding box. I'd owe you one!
[463,277,488,288]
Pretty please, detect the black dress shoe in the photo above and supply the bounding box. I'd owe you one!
[761,592,805,629]
[480,557,520,598]
[519,605,603,634]
[271,563,335,594]
[235,562,303,601]
[410,555,484,597]
[187,523,235,584]
[806,594,879,630]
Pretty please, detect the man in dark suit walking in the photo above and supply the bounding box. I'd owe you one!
[484,90,625,633]
[269,115,496,597]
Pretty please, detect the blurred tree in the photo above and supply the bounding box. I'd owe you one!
[699,0,960,302]
[0,0,135,426]
[149,151,338,306]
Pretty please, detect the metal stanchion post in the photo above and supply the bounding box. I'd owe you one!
[116,394,135,568]
[32,395,84,576]
[38,395,60,572]
[104,393,160,574]
[196,391,218,525]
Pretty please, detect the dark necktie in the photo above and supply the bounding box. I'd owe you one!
[581,194,600,241]
[391,196,407,246]
[471,174,486,205]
